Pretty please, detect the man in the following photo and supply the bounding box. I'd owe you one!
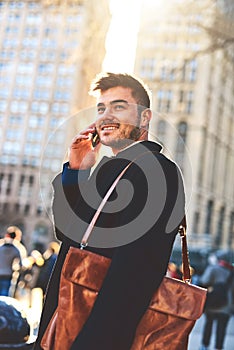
[199,251,234,350]
[0,231,21,296]
[0,226,28,260]
[34,73,185,349]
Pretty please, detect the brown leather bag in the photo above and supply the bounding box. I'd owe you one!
[41,163,207,350]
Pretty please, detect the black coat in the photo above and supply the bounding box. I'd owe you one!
[34,141,185,350]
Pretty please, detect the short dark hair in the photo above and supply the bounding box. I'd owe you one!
[90,72,151,108]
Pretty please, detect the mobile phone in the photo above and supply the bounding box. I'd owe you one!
[91,130,100,147]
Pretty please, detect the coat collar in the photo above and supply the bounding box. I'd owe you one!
[116,140,162,159]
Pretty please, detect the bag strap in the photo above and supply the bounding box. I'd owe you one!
[178,221,191,282]
[80,161,133,249]
[80,161,191,283]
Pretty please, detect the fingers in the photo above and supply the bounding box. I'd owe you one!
[72,124,96,144]
[71,132,92,144]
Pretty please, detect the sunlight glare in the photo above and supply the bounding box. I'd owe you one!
[102,0,142,73]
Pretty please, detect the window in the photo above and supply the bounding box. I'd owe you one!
[36,75,53,87]
[54,90,70,101]
[157,90,173,113]
[38,63,55,74]
[3,141,21,154]
[0,100,7,112]
[29,175,34,186]
[13,88,30,99]
[27,130,43,141]
[56,77,73,87]
[22,37,39,48]
[205,200,213,234]
[228,211,234,246]
[34,89,50,100]
[17,63,34,74]
[181,59,197,82]
[140,58,156,79]
[20,50,37,60]
[40,51,56,62]
[6,129,22,140]
[15,203,20,213]
[175,121,187,170]
[0,89,9,98]
[9,115,23,125]
[193,212,200,233]
[24,143,41,156]
[24,204,30,215]
[156,120,167,145]
[15,75,32,86]
[29,115,45,128]
[215,206,225,246]
[31,101,49,114]
[10,100,28,113]
[186,91,193,114]
[42,38,56,49]
[26,12,42,24]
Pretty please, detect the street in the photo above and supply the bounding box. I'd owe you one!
[188,314,234,350]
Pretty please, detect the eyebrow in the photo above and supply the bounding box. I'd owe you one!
[97,99,129,107]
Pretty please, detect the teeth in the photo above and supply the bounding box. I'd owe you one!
[102,126,118,130]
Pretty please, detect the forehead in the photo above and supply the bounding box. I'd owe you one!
[97,86,137,104]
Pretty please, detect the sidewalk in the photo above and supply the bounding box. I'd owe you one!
[188,314,234,350]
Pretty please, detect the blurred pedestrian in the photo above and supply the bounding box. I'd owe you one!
[35,242,60,295]
[198,251,234,350]
[166,261,181,279]
[0,225,28,259]
[0,231,21,296]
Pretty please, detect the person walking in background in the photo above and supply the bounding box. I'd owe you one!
[0,225,28,260]
[35,241,60,295]
[0,230,22,296]
[198,251,234,350]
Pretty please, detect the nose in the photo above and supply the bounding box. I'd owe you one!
[96,107,114,125]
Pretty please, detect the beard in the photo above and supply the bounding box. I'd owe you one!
[100,125,141,150]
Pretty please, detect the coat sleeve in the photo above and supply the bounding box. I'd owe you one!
[70,156,185,350]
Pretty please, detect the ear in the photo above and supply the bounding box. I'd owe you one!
[140,108,152,129]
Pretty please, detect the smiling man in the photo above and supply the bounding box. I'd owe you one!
[34,72,185,350]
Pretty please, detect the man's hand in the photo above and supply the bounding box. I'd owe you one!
[68,124,101,170]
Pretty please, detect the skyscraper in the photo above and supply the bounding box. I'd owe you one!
[0,0,110,250]
[134,0,234,250]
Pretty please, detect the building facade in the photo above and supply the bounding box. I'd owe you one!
[0,0,110,251]
[134,0,234,251]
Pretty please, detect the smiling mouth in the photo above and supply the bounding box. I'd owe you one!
[101,123,120,131]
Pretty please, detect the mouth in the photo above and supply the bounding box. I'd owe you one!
[100,123,120,131]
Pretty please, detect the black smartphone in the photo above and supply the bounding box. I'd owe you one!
[91,130,100,147]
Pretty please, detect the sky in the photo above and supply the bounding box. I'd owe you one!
[102,0,142,73]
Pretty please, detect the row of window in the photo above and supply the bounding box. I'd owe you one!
[3,114,65,129]
[0,201,43,217]
[156,119,187,170]
[0,100,70,114]
[0,74,73,88]
[155,89,193,114]
[0,88,71,101]
[140,58,197,82]
[0,50,70,62]
[0,154,62,172]
[0,62,76,75]
[193,201,234,245]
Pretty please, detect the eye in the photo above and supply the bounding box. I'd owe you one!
[97,107,105,114]
[113,104,126,111]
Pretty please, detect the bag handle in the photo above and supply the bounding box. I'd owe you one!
[178,221,191,282]
[80,161,191,283]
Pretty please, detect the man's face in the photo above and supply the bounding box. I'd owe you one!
[95,86,142,153]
